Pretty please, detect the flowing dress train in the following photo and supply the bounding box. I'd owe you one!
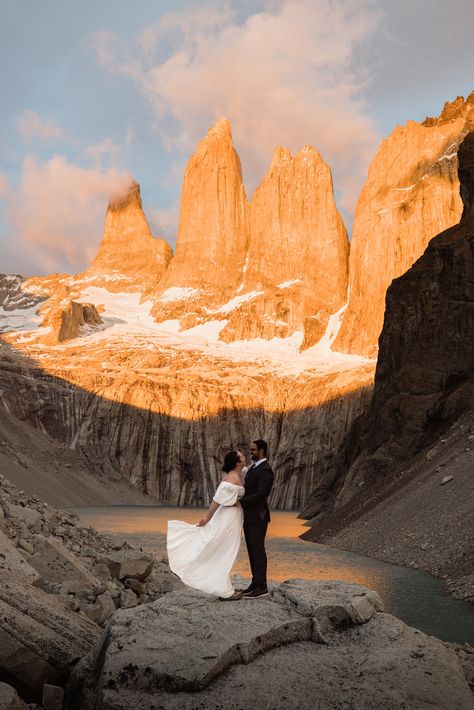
[166,481,244,598]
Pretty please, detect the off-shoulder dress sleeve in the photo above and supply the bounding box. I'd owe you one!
[213,482,240,506]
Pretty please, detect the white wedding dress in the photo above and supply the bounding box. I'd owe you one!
[167,481,244,598]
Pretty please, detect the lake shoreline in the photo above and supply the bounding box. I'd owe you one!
[72,502,473,608]
[74,505,474,647]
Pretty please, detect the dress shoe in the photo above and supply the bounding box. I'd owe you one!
[219,590,243,601]
[243,587,269,599]
[236,583,254,594]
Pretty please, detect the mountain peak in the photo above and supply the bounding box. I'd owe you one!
[298,144,322,159]
[81,178,172,291]
[270,146,293,167]
[108,179,140,212]
[208,117,232,138]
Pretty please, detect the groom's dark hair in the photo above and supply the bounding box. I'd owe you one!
[253,439,268,456]
[222,450,240,473]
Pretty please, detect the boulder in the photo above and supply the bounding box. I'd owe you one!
[0,580,100,692]
[0,682,27,709]
[100,550,154,582]
[42,684,64,710]
[143,560,185,596]
[73,585,310,702]
[0,530,42,586]
[40,299,103,344]
[69,579,474,710]
[273,579,383,642]
[26,536,99,594]
[90,562,111,584]
[1,502,41,530]
[82,591,116,626]
[119,590,138,609]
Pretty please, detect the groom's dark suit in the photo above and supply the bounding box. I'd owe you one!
[240,460,274,589]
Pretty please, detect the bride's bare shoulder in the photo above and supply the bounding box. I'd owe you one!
[223,473,243,485]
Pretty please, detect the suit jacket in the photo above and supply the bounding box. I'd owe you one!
[240,460,274,524]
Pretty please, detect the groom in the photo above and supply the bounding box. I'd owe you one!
[239,439,274,598]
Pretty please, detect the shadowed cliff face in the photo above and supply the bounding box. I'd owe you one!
[0,337,373,511]
[0,274,45,315]
[302,131,474,520]
[334,93,474,358]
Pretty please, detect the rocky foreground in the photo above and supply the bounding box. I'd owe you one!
[0,474,182,707]
[0,475,473,710]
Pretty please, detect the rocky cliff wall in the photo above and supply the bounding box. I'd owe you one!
[334,93,474,357]
[302,132,474,522]
[150,119,349,344]
[150,118,250,325]
[40,300,102,345]
[0,274,46,317]
[0,337,373,511]
[79,180,173,293]
[220,145,348,344]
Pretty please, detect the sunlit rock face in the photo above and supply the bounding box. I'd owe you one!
[151,120,349,343]
[334,93,474,358]
[150,118,250,324]
[82,180,173,293]
[20,181,173,308]
[40,300,102,345]
[221,146,349,344]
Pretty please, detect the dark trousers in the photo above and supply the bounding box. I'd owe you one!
[243,521,268,589]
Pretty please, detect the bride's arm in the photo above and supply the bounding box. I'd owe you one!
[197,500,219,526]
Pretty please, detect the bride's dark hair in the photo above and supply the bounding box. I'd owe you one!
[222,450,239,473]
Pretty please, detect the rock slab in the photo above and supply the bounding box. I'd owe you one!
[0,529,42,587]
[0,580,100,692]
[27,535,100,594]
[69,579,473,710]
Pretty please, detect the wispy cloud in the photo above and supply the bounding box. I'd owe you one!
[17,110,65,142]
[92,0,381,217]
[6,155,132,273]
[84,128,134,169]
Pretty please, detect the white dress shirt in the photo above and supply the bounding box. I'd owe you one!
[244,457,267,478]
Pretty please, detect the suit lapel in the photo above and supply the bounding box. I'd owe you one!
[245,463,256,488]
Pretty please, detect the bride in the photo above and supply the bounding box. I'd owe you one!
[166,450,245,600]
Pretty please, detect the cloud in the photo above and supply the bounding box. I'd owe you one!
[85,128,134,169]
[17,110,64,142]
[92,0,381,219]
[6,155,132,273]
[0,173,8,197]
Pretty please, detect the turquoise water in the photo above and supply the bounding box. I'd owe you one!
[75,505,474,646]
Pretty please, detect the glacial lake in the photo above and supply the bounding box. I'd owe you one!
[75,506,474,646]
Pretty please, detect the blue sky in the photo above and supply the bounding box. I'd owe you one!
[1,0,473,276]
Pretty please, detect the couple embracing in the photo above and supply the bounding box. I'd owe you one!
[167,440,274,600]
